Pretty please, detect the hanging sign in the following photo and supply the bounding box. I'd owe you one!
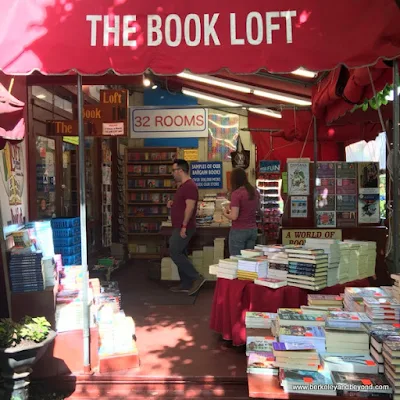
[130,107,208,138]
[46,89,128,137]
[190,162,222,189]
[260,160,280,173]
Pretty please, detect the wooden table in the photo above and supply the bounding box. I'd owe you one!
[159,225,230,258]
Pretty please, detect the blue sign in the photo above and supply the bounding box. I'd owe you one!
[190,162,223,189]
[259,160,280,173]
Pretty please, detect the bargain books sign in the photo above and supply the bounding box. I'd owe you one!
[130,107,208,138]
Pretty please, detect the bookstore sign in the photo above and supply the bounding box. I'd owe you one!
[282,229,342,246]
[130,107,208,138]
[46,89,128,137]
[190,162,222,189]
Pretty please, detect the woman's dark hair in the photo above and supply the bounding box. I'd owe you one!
[230,168,256,200]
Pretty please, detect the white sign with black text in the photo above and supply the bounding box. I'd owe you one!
[130,107,208,138]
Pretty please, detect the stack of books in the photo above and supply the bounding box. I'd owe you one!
[321,354,379,374]
[343,287,388,312]
[285,247,328,290]
[344,240,374,279]
[241,249,263,258]
[254,277,287,289]
[254,244,286,256]
[246,335,275,356]
[331,371,392,398]
[9,250,45,293]
[369,325,400,373]
[279,369,336,396]
[278,325,326,353]
[364,297,400,323]
[324,319,370,355]
[383,338,400,399]
[237,257,268,280]
[337,242,351,283]
[277,308,326,330]
[392,274,400,302]
[308,294,344,308]
[216,258,238,280]
[247,352,278,376]
[272,342,319,371]
[304,239,340,286]
[266,252,288,283]
[245,312,277,329]
[343,241,361,281]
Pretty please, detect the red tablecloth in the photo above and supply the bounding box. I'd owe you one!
[210,277,371,346]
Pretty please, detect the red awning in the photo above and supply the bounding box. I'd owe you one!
[0,0,399,75]
[0,83,25,148]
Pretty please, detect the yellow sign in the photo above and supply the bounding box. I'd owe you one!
[63,136,79,145]
[282,229,342,246]
[184,149,198,161]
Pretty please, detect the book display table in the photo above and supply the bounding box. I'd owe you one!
[210,277,370,346]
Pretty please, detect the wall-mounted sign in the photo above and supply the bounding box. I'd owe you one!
[190,162,222,189]
[282,229,342,246]
[184,149,199,161]
[46,89,128,137]
[130,107,208,138]
[260,160,280,173]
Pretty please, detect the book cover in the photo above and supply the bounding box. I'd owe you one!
[331,371,392,393]
[327,311,371,323]
[279,325,325,339]
[336,162,357,179]
[281,369,333,385]
[273,342,316,351]
[246,337,274,354]
[246,312,277,320]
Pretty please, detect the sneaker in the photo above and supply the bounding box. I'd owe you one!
[188,275,206,296]
[169,285,189,293]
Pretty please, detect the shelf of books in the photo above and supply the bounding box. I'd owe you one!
[125,147,178,259]
[244,281,400,400]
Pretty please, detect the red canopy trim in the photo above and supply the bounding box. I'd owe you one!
[0,0,399,75]
[312,63,394,124]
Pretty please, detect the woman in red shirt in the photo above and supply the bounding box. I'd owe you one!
[223,168,260,256]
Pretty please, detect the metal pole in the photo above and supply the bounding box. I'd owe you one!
[77,74,91,372]
[393,60,400,274]
[313,116,318,227]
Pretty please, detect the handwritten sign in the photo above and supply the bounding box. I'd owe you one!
[282,229,342,246]
[184,149,199,161]
[190,162,222,189]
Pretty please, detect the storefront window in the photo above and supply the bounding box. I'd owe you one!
[36,136,56,219]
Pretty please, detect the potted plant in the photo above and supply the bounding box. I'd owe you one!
[0,316,56,400]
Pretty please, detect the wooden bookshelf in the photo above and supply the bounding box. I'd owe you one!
[125,147,178,259]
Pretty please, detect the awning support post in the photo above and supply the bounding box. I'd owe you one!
[313,116,318,227]
[393,59,400,274]
[77,74,91,373]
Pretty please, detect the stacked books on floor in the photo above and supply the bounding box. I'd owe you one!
[8,249,45,293]
[285,247,328,290]
[237,255,268,281]
[216,258,238,280]
[304,238,340,286]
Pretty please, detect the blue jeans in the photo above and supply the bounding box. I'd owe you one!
[229,228,258,256]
